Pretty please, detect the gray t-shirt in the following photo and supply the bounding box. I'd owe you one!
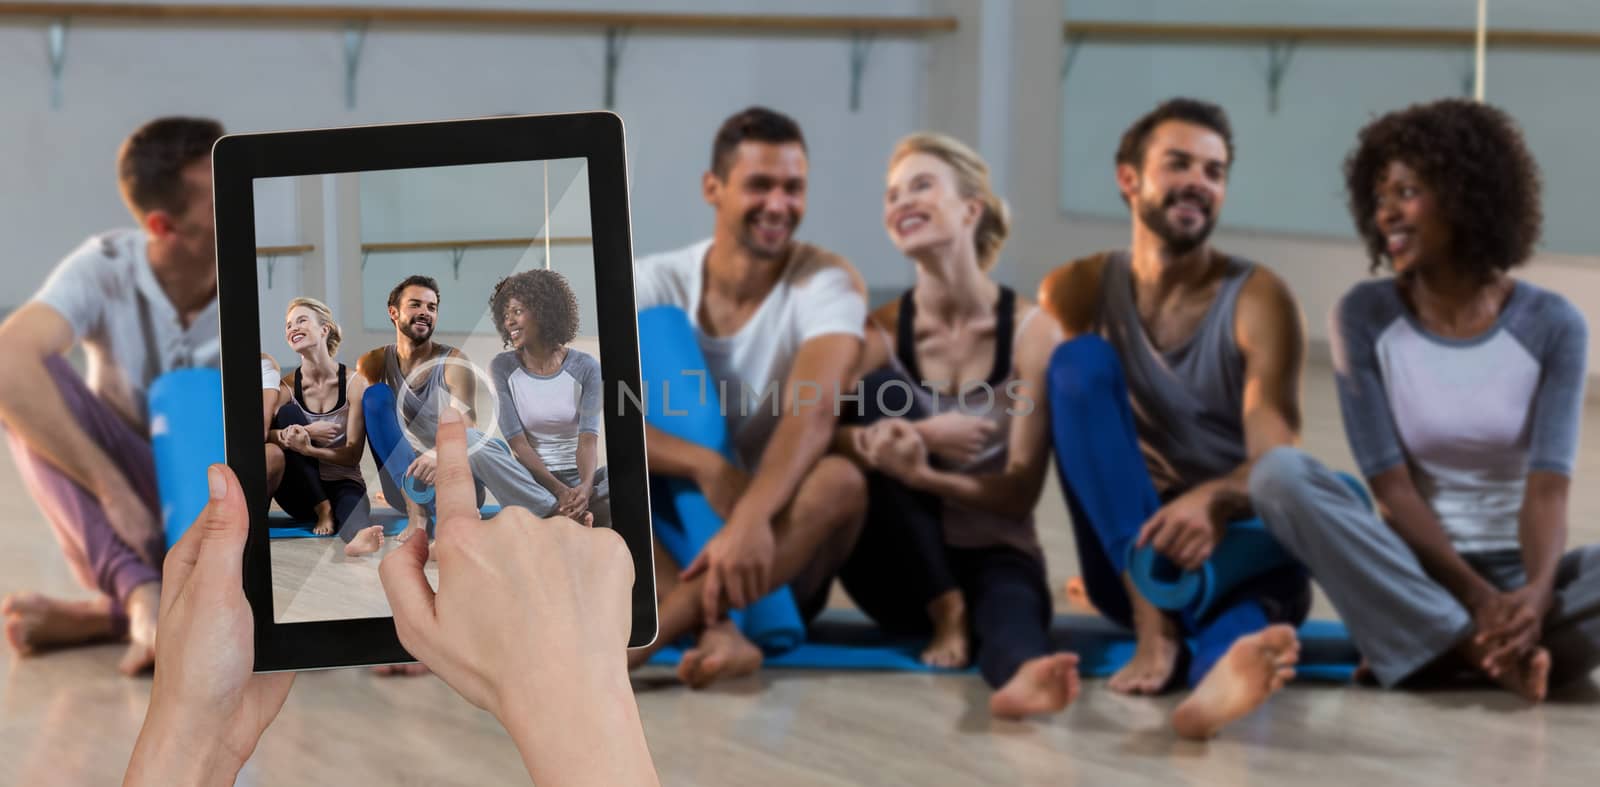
[33,229,221,434]
[490,349,602,473]
[1331,278,1588,552]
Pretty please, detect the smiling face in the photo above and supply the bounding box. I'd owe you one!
[388,285,438,345]
[1119,120,1229,255]
[1373,159,1451,274]
[704,141,808,261]
[883,151,980,261]
[500,296,539,350]
[284,305,326,354]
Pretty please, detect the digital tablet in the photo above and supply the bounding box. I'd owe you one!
[212,113,656,671]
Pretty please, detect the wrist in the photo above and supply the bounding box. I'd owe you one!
[127,705,245,787]
[497,656,642,769]
[691,447,728,485]
[1459,578,1501,612]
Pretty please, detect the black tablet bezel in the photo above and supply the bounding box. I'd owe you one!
[213,113,656,671]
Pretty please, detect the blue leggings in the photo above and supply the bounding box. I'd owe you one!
[1049,335,1309,688]
[362,383,483,532]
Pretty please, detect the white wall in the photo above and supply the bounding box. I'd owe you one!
[0,0,933,310]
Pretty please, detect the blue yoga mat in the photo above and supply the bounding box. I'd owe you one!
[646,610,1359,683]
[637,305,805,654]
[149,368,226,547]
[1127,473,1372,619]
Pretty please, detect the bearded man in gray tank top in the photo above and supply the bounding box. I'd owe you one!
[1040,98,1309,740]
[356,276,571,546]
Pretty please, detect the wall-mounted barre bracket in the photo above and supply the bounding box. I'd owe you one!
[603,26,629,109]
[1460,50,1476,96]
[450,247,466,280]
[263,254,278,288]
[360,250,370,270]
[47,18,68,109]
[343,21,367,110]
[849,30,875,112]
[1265,40,1298,113]
[1061,32,1084,81]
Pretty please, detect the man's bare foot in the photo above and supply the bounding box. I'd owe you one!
[343,525,385,557]
[1112,578,1182,694]
[1171,624,1299,741]
[118,582,161,676]
[922,590,970,669]
[373,663,431,677]
[1,593,116,654]
[1109,626,1181,695]
[989,652,1081,719]
[677,620,762,689]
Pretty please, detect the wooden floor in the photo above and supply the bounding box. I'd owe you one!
[271,534,433,623]
[4,360,1600,786]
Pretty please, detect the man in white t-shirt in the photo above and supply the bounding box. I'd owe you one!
[630,107,870,686]
[0,117,225,675]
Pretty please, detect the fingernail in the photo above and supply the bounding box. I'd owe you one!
[439,403,461,424]
[207,465,226,501]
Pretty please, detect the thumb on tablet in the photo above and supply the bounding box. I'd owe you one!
[381,530,437,649]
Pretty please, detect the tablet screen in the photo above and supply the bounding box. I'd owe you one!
[253,158,608,624]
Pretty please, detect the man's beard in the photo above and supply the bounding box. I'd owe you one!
[404,317,434,345]
[1137,188,1216,255]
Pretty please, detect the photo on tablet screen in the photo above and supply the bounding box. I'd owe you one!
[254,158,607,624]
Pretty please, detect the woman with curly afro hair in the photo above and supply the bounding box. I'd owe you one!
[488,269,611,528]
[1250,99,1600,702]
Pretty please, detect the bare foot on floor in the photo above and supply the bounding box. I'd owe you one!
[921,590,970,669]
[1,593,116,654]
[1110,628,1181,695]
[312,516,335,537]
[344,525,385,557]
[678,620,763,689]
[1488,647,1551,702]
[1171,624,1299,741]
[373,663,431,677]
[119,582,160,676]
[989,652,1081,719]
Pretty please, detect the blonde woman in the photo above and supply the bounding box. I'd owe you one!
[267,297,378,557]
[834,133,1078,719]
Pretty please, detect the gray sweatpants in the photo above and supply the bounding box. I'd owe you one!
[468,435,611,527]
[1250,446,1600,689]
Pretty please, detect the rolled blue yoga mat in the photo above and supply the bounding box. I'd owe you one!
[637,305,805,653]
[1127,473,1372,619]
[148,368,226,547]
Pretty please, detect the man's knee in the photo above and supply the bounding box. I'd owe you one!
[1047,335,1123,406]
[794,454,868,525]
